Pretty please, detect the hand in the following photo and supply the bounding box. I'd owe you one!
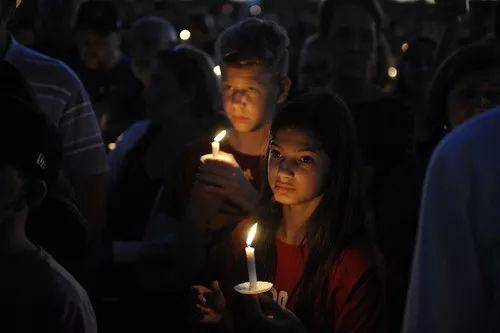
[242,294,308,333]
[196,152,258,214]
[191,281,227,325]
[185,180,225,229]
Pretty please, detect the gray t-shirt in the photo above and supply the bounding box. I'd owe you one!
[0,247,97,333]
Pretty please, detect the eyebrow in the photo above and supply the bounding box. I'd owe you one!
[270,142,320,153]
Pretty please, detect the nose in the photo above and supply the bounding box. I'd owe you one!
[277,158,295,179]
[231,90,246,106]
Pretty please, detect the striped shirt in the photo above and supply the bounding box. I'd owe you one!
[4,37,108,177]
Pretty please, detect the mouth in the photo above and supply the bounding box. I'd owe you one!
[274,181,295,193]
[232,116,251,123]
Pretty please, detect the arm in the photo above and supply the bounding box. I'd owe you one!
[334,267,385,333]
[59,72,108,242]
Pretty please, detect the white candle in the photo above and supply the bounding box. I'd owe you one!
[246,223,258,290]
[212,130,227,157]
[211,141,220,156]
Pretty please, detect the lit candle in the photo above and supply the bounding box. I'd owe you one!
[245,223,258,290]
[212,130,227,157]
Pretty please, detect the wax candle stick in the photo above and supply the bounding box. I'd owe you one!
[212,130,227,157]
[246,223,258,290]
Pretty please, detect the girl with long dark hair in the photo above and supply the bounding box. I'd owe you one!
[193,92,385,333]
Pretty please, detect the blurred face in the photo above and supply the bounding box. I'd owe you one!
[327,4,377,84]
[77,30,121,71]
[268,129,331,206]
[0,165,24,226]
[143,62,189,124]
[447,69,500,128]
[222,64,280,133]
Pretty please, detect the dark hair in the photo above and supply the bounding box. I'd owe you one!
[255,92,372,331]
[157,45,221,118]
[427,38,500,147]
[319,0,385,37]
[215,18,290,77]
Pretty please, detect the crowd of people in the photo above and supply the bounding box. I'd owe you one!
[2,0,500,332]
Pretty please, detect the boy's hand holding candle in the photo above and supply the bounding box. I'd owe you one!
[197,152,258,214]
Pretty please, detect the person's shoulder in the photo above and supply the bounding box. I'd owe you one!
[10,42,85,93]
[435,108,500,161]
[36,249,93,307]
[331,243,384,286]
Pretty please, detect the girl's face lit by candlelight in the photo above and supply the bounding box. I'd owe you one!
[268,129,331,205]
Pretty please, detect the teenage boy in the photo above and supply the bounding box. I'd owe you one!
[163,18,291,280]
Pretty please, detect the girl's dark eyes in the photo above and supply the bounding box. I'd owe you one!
[270,149,282,159]
[299,156,314,165]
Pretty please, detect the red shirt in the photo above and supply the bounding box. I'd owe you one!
[226,220,385,333]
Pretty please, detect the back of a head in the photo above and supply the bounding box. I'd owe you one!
[130,16,178,50]
[319,0,385,37]
[0,61,61,184]
[427,38,500,145]
[216,18,290,77]
[157,45,221,117]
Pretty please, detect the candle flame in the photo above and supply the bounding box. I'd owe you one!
[214,130,227,143]
[246,223,258,246]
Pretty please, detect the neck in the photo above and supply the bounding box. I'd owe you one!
[279,195,323,245]
[228,124,270,156]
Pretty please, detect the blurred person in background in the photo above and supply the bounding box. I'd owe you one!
[33,0,86,59]
[0,61,97,333]
[1,0,108,248]
[126,15,178,87]
[73,0,145,147]
[0,61,88,283]
[427,39,500,153]
[105,45,222,332]
[396,37,438,147]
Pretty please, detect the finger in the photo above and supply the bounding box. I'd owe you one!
[258,294,289,318]
[191,285,213,296]
[211,280,222,295]
[196,173,232,189]
[201,184,228,197]
[199,161,240,176]
[196,304,212,315]
[219,201,243,215]
[197,294,207,305]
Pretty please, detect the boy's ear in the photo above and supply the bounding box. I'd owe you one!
[277,76,291,104]
[25,180,47,208]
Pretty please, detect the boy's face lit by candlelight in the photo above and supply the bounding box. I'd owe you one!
[268,129,331,205]
[222,64,281,133]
